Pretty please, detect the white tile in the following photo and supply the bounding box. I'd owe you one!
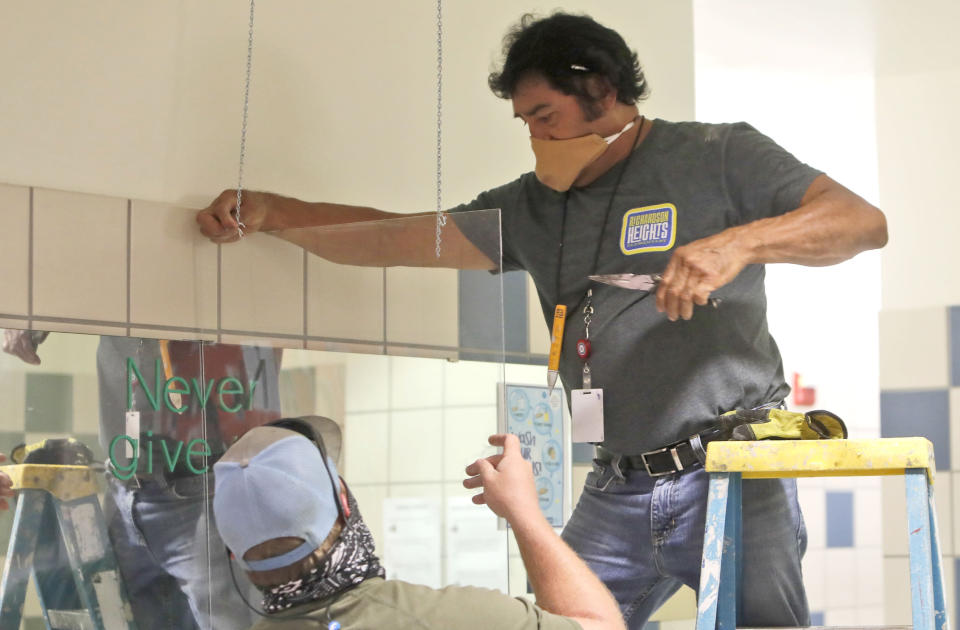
[385,267,458,348]
[0,317,29,329]
[801,548,826,610]
[882,476,908,555]
[443,359,500,406]
[388,483,443,500]
[344,353,390,412]
[879,307,949,389]
[385,344,457,361]
[952,472,960,556]
[797,483,826,550]
[128,328,218,342]
[656,618,696,630]
[571,463,590,507]
[934,473,953,555]
[855,487,883,548]
[390,355,443,409]
[129,201,218,330]
[823,548,856,609]
[71,372,99,435]
[389,409,443,482]
[442,406,498,481]
[855,547,884,606]
[343,412,389,483]
[857,606,885,626]
[0,184,30,316]
[943,551,956,626]
[0,369,26,432]
[307,339,385,355]
[443,480,474,504]
[526,274,550,355]
[503,363,545,386]
[307,257,383,342]
[951,388,960,472]
[883,556,912,625]
[823,608,859,626]
[33,320,125,337]
[508,555,529,597]
[350,483,387,550]
[33,189,127,322]
[218,334,302,350]
[220,233,304,336]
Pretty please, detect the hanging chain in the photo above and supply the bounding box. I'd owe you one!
[235,0,256,238]
[434,0,446,259]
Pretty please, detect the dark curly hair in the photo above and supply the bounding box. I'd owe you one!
[488,13,649,118]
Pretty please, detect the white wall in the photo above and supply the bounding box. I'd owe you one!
[696,1,883,625]
[0,1,693,212]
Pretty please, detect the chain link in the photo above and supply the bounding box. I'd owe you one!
[434,0,446,259]
[235,0,256,238]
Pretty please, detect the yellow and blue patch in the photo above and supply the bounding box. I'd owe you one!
[620,203,677,255]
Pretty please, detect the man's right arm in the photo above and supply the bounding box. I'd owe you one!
[464,434,626,630]
[196,189,496,270]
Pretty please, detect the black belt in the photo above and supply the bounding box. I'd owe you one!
[596,427,726,477]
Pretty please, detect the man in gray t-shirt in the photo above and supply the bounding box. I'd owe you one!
[196,12,887,630]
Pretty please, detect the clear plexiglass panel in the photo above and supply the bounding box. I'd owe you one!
[0,208,521,629]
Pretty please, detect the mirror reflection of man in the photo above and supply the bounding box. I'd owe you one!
[1,329,283,630]
[197,12,887,629]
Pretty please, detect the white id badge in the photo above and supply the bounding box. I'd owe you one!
[125,411,140,458]
[571,388,604,443]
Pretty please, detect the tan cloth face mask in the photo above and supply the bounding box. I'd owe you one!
[530,119,636,192]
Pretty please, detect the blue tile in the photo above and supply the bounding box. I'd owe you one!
[809,611,825,626]
[826,491,854,547]
[644,622,660,630]
[572,443,595,464]
[458,270,528,356]
[880,389,950,470]
[950,306,960,387]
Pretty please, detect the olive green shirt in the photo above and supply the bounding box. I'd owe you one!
[249,577,583,630]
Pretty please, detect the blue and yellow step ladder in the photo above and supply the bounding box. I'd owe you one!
[0,464,137,630]
[695,437,947,630]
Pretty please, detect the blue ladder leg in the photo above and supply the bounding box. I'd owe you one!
[696,472,741,630]
[718,473,741,630]
[0,490,47,628]
[906,468,936,630]
[924,473,949,630]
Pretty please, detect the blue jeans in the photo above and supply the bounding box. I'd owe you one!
[105,474,258,630]
[561,461,809,629]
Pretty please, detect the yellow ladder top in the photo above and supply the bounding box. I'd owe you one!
[705,438,935,482]
[0,464,100,502]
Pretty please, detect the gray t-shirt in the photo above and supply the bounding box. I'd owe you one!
[452,120,821,454]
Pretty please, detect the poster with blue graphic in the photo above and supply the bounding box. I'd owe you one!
[497,383,567,527]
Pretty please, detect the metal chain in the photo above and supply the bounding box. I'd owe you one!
[235,0,256,238]
[434,0,446,259]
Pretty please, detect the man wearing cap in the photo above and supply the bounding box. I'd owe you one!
[198,11,887,630]
[213,418,625,630]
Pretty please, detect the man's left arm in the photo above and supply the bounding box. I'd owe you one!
[656,174,887,321]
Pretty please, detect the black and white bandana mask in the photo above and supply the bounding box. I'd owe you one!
[261,486,385,614]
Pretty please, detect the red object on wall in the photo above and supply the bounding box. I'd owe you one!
[792,372,816,406]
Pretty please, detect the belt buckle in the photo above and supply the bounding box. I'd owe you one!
[640,445,684,477]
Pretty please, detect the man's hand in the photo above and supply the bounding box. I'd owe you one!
[2,329,42,365]
[463,434,540,523]
[0,454,14,511]
[655,227,748,321]
[196,189,271,244]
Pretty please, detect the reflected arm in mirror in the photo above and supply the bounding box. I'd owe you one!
[196,190,497,270]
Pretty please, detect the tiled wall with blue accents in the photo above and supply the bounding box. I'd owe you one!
[878,305,960,625]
